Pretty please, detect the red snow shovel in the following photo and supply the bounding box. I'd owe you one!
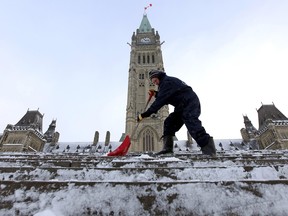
[107,94,153,156]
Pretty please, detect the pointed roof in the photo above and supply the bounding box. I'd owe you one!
[44,120,56,134]
[44,119,57,142]
[243,115,257,132]
[257,103,288,129]
[139,14,152,33]
[15,109,43,132]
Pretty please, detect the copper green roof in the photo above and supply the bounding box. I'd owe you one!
[139,14,152,33]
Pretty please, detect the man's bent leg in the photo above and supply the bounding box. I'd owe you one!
[183,101,216,157]
[154,135,174,155]
[201,137,216,157]
[155,113,183,155]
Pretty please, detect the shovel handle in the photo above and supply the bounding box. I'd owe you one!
[131,93,153,139]
[144,93,153,110]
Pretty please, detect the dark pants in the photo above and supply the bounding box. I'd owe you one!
[163,92,210,148]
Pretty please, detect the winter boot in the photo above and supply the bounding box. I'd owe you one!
[201,136,216,157]
[154,135,174,155]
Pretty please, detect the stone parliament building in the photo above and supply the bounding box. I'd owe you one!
[0,109,59,152]
[1,14,288,152]
[241,103,288,150]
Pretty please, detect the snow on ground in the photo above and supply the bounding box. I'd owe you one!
[4,181,287,216]
[1,140,288,215]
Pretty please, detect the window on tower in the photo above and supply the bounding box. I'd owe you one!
[142,129,154,152]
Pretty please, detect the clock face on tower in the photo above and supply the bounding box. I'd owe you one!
[140,37,151,43]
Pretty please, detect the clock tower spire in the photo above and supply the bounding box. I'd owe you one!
[125,14,169,153]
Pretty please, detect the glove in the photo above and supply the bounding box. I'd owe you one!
[137,114,143,122]
[148,89,156,97]
[137,112,150,122]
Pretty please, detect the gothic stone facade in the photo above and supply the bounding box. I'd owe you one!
[0,110,59,152]
[241,104,288,150]
[125,14,169,153]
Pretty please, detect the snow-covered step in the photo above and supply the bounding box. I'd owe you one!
[1,154,288,169]
[1,164,288,182]
[1,150,288,161]
[1,151,288,215]
[1,180,288,215]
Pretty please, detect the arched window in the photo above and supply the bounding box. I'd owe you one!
[142,129,154,151]
[138,55,141,64]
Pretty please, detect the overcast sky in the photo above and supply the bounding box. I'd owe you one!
[1,1,288,142]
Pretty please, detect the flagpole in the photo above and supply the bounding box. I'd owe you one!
[144,3,152,14]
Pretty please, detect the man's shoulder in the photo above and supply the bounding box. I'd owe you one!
[163,75,179,81]
[164,76,184,84]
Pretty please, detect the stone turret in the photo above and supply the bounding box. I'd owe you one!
[241,115,258,142]
[44,119,59,144]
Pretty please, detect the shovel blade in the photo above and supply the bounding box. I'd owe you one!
[107,135,131,156]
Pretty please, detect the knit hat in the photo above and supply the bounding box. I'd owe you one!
[149,69,166,80]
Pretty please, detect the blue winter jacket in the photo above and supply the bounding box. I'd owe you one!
[142,73,192,117]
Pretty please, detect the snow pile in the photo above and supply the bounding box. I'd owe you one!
[4,183,288,216]
[2,180,288,215]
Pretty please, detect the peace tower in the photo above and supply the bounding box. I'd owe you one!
[125,14,169,152]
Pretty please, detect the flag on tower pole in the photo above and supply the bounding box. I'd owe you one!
[144,3,152,11]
